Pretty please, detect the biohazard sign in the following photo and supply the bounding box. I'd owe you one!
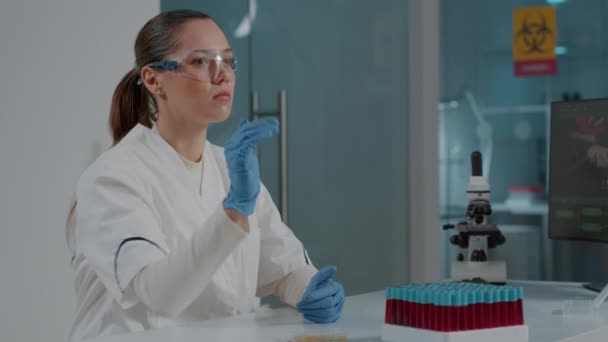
[513,6,557,76]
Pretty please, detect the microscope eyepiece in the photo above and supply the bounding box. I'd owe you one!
[471,151,483,177]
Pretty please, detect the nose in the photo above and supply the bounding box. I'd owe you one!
[211,62,234,85]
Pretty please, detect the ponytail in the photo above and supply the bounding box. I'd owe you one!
[66,199,77,257]
[109,68,156,144]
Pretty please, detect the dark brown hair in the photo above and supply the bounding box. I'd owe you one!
[109,9,213,144]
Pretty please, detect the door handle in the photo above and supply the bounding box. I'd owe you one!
[251,90,288,224]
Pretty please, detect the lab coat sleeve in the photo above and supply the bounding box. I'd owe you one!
[131,204,247,318]
[77,163,248,314]
[273,264,318,307]
[75,164,170,308]
[255,184,318,307]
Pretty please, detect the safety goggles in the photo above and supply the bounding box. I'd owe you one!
[145,49,238,83]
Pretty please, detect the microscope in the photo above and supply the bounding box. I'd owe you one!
[443,151,508,284]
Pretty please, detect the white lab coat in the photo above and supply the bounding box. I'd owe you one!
[69,124,313,341]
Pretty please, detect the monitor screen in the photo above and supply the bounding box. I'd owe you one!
[549,99,608,243]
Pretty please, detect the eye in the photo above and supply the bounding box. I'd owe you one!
[193,57,210,65]
[225,58,237,69]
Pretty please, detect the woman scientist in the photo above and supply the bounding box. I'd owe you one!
[66,10,344,341]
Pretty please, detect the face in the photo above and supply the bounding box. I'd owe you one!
[141,19,235,128]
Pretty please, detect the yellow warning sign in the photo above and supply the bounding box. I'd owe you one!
[513,6,557,76]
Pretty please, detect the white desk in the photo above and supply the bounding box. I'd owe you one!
[86,281,608,342]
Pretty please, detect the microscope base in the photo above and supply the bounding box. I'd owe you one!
[451,260,507,284]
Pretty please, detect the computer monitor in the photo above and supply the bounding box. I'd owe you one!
[549,98,608,296]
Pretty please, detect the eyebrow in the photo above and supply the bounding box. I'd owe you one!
[192,48,233,53]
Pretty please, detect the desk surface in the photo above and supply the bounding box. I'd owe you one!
[86,281,608,342]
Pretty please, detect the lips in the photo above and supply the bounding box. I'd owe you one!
[213,91,231,100]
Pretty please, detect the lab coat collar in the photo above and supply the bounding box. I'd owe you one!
[134,123,215,222]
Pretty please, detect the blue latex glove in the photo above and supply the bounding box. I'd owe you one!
[223,118,279,215]
[296,265,345,323]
